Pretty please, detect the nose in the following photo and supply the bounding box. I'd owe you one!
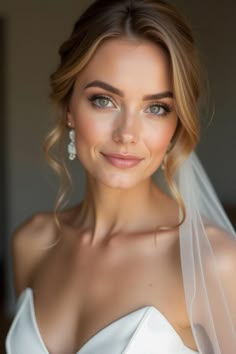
[112,113,139,145]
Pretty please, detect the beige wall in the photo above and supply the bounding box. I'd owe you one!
[1,0,235,314]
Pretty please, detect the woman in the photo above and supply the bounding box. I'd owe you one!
[6,0,236,353]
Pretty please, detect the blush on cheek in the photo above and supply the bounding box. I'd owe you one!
[148,128,175,152]
[76,118,95,141]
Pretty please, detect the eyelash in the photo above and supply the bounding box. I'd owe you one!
[87,94,173,117]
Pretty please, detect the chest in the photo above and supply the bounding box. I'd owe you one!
[31,232,189,353]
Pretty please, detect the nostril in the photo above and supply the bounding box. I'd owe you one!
[112,132,138,144]
[112,119,139,144]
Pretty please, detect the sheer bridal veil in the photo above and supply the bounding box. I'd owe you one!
[176,152,236,353]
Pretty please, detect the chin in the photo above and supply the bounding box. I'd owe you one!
[98,172,144,190]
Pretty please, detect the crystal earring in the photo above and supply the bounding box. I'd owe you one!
[68,128,76,160]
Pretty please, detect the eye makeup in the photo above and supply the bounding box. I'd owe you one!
[87,93,174,117]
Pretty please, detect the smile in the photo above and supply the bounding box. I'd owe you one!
[101,153,143,169]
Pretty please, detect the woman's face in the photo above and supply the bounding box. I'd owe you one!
[67,38,178,189]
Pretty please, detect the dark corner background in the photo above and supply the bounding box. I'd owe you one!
[0,16,8,351]
[0,1,235,352]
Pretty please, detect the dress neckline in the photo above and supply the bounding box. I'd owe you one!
[17,287,198,354]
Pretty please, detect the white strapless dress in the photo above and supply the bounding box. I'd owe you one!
[6,288,199,354]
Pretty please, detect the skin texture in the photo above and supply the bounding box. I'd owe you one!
[67,38,178,242]
[12,38,199,354]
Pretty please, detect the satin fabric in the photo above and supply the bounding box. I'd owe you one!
[6,288,198,354]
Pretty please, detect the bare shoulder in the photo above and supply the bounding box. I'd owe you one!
[206,224,236,287]
[12,212,58,251]
[206,224,236,261]
[12,212,58,297]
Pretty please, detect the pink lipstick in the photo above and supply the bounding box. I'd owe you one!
[101,153,143,169]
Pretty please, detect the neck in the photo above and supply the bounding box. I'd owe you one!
[76,174,168,244]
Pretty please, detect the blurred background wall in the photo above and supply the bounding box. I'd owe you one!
[0,0,235,337]
[0,1,94,342]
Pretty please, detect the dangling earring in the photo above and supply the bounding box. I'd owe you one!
[68,128,76,160]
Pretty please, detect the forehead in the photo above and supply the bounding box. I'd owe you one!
[75,38,172,93]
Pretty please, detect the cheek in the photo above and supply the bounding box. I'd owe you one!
[146,121,177,154]
[74,112,108,146]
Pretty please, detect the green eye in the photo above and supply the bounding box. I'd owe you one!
[147,103,172,117]
[96,97,110,107]
[150,105,163,114]
[88,94,114,108]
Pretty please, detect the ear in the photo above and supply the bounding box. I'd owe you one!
[66,102,75,128]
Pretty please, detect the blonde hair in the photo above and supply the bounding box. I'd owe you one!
[44,0,201,239]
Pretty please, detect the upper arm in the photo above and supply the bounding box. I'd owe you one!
[207,226,236,310]
[207,229,236,352]
[216,234,236,322]
[11,212,56,297]
[193,226,236,353]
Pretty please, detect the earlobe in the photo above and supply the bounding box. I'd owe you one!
[66,104,75,128]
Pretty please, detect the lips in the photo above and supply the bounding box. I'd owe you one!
[101,152,144,169]
[102,152,143,160]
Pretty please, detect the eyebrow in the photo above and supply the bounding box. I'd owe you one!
[84,80,174,100]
